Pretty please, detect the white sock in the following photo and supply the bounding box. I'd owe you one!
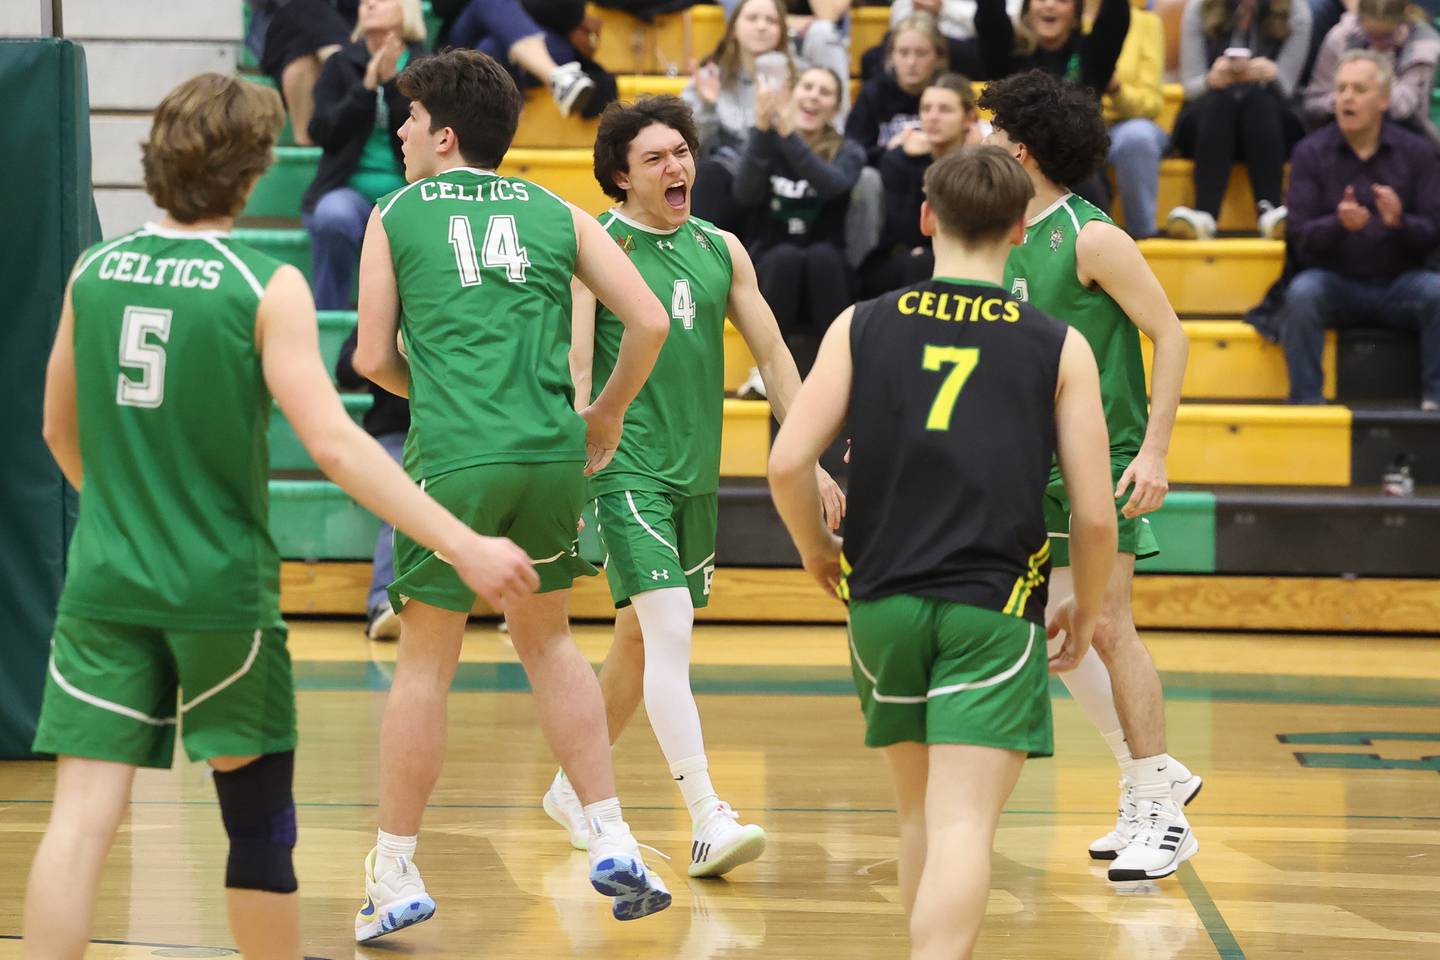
[1129,753,1173,800]
[583,797,624,836]
[1103,729,1133,767]
[670,754,720,822]
[631,588,708,764]
[1051,642,1129,768]
[375,829,417,877]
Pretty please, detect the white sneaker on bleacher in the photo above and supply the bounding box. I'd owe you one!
[549,62,594,118]
[1165,206,1216,241]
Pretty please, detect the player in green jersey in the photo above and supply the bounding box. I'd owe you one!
[767,145,1117,960]
[351,50,674,934]
[537,96,845,877]
[23,73,537,960]
[981,71,1201,881]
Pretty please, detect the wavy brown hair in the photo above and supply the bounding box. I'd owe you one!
[1201,0,1293,42]
[141,74,284,222]
[703,0,794,83]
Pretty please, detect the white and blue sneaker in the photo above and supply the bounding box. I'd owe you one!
[587,818,671,921]
[355,847,437,942]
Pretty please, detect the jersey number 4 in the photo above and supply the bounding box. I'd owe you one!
[922,345,980,431]
[448,214,530,286]
[117,305,173,408]
[671,278,696,330]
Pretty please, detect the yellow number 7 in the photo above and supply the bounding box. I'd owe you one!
[922,345,981,431]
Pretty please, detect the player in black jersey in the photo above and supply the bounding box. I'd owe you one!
[769,146,1117,960]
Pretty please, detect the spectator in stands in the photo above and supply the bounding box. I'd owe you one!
[1098,0,1171,237]
[1165,0,1312,240]
[335,328,411,639]
[783,0,857,114]
[860,0,1026,80]
[445,0,614,118]
[302,0,427,311]
[973,0,1133,95]
[1281,51,1440,409]
[846,13,947,166]
[862,73,982,294]
[1303,0,1440,144]
[684,0,798,228]
[254,0,358,146]
[732,66,866,392]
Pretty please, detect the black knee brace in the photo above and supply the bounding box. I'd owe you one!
[213,750,298,894]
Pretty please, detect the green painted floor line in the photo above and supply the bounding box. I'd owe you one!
[293,660,1440,707]
[1179,862,1247,960]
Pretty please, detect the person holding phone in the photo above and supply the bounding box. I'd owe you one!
[1165,0,1313,240]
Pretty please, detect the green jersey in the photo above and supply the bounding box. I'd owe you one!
[588,210,733,498]
[1004,194,1149,461]
[59,224,285,630]
[379,167,585,479]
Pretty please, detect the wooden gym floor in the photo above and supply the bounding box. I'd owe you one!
[2,621,1438,959]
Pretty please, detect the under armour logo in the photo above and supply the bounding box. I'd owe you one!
[657,240,675,250]
[650,570,670,580]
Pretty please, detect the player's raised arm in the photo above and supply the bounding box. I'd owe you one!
[569,277,597,410]
[1050,327,1118,670]
[354,207,411,398]
[42,277,82,490]
[257,264,538,609]
[571,206,669,474]
[721,231,846,527]
[1077,220,1189,518]
[769,307,854,596]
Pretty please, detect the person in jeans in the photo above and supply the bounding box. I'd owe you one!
[301,0,427,310]
[1282,51,1440,409]
[1165,0,1312,240]
[1098,0,1170,238]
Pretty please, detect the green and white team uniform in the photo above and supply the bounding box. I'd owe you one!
[378,167,597,608]
[587,210,733,609]
[34,224,295,769]
[1005,194,1160,565]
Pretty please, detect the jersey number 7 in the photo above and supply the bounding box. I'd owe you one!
[922,345,980,431]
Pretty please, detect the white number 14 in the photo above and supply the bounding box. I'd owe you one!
[448,214,530,286]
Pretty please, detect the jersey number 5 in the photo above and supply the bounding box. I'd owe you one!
[449,214,530,286]
[117,305,173,408]
[922,345,980,431]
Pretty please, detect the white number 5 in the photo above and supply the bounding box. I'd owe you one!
[117,305,172,408]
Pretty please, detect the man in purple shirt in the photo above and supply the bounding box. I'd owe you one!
[1282,50,1440,410]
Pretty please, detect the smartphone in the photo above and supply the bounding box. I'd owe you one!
[754,51,790,91]
[1223,47,1252,60]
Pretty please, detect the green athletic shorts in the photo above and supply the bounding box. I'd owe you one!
[32,614,296,768]
[1043,458,1160,566]
[847,595,1053,756]
[594,489,718,609]
[391,461,598,612]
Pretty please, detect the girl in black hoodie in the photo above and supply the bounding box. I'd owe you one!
[844,13,948,165]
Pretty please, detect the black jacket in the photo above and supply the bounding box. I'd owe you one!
[974,0,1130,95]
[335,327,410,437]
[844,76,923,167]
[302,38,426,214]
[877,146,933,251]
[733,129,865,255]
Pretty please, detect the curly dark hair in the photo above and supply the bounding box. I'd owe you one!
[592,95,700,202]
[977,71,1109,188]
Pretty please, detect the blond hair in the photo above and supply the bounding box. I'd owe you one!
[352,0,428,43]
[141,74,284,222]
[886,13,948,76]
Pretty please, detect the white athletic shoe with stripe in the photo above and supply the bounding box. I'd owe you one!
[688,802,767,878]
[1089,759,1204,860]
[542,770,589,850]
[1107,797,1198,881]
[355,848,436,942]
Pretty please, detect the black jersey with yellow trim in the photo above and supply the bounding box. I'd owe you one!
[840,277,1069,624]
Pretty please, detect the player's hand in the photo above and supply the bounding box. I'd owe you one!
[449,534,539,613]
[1045,596,1096,672]
[1373,184,1404,228]
[816,466,846,531]
[1338,185,1371,231]
[801,532,845,598]
[1116,447,1168,518]
[579,403,623,475]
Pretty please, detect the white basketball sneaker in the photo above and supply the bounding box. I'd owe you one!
[543,770,589,850]
[1090,759,1203,861]
[355,848,436,942]
[587,818,672,921]
[1108,796,1198,882]
[687,801,767,878]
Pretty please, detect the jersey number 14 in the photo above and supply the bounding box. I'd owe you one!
[448,214,530,286]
